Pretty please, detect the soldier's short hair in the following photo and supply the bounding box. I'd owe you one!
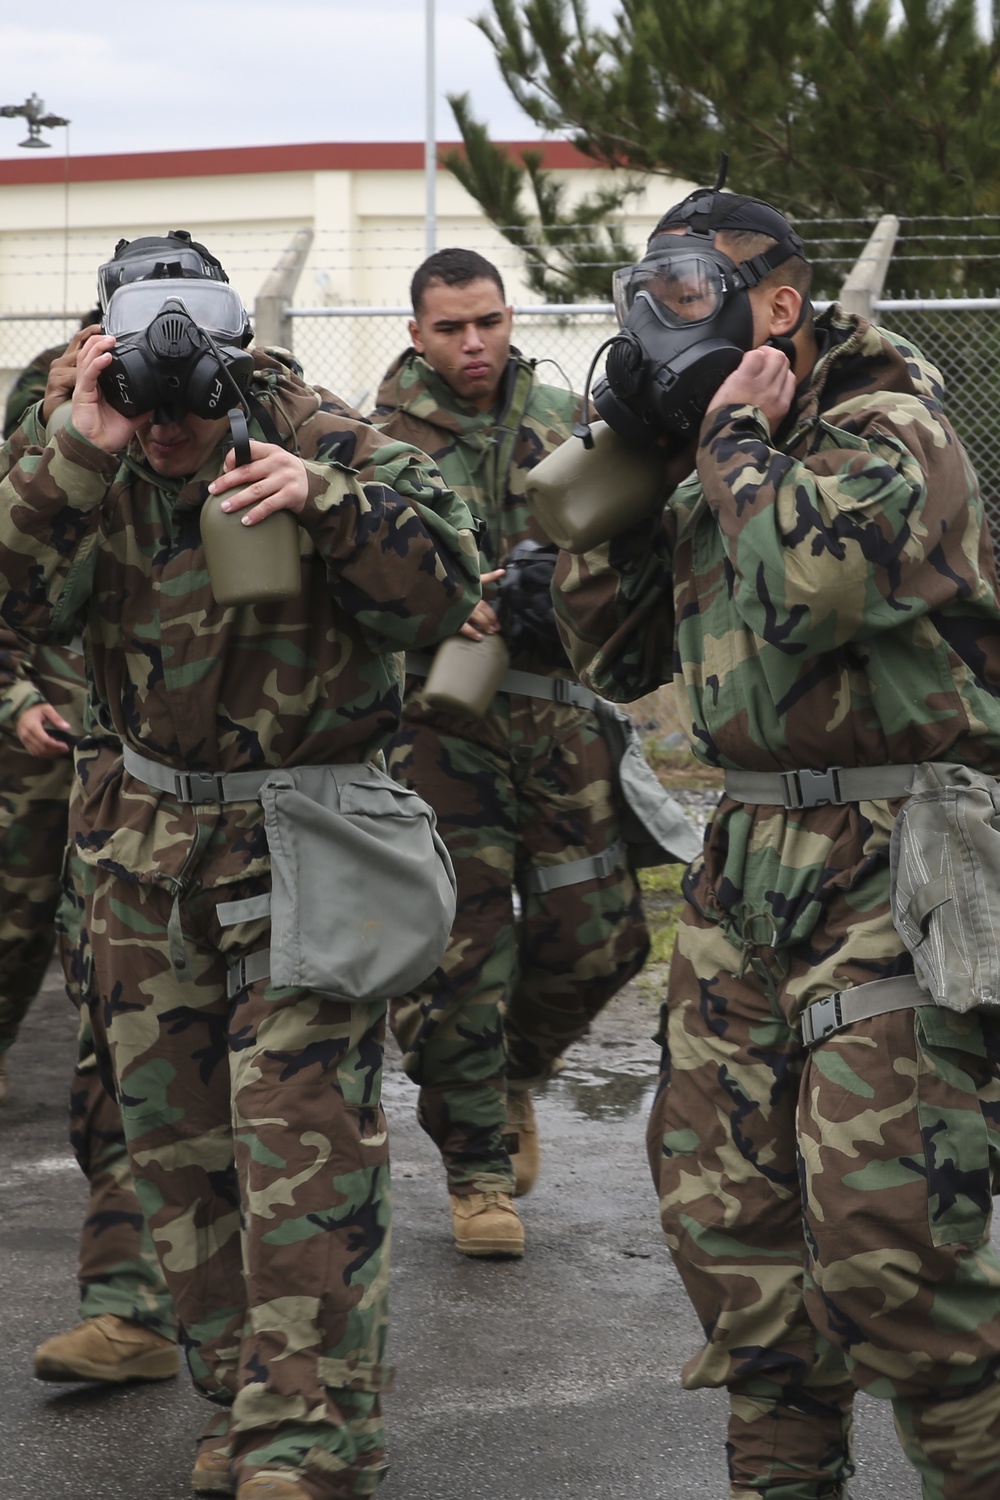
[410,249,505,315]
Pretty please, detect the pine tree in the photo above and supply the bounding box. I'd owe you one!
[445,0,1000,297]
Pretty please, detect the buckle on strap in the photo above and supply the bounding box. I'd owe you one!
[226,948,271,999]
[779,767,844,810]
[175,770,229,804]
[800,993,843,1048]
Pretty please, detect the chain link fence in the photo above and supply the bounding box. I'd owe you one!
[288,299,1000,538]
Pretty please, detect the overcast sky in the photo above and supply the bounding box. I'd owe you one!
[0,0,622,161]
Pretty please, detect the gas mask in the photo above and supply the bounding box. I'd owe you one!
[95,229,254,422]
[99,280,254,421]
[582,186,807,447]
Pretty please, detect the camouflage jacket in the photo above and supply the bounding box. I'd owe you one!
[371,348,579,684]
[0,351,480,890]
[0,629,85,736]
[554,305,1000,949]
[3,345,61,442]
[0,435,86,734]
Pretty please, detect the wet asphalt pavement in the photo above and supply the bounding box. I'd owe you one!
[2,962,927,1499]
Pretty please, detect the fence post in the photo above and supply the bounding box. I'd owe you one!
[838,214,899,319]
[253,228,315,353]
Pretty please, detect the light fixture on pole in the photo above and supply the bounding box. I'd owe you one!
[1,93,73,314]
[0,93,70,148]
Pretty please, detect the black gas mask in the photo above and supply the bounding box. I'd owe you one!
[95,230,254,423]
[582,184,807,447]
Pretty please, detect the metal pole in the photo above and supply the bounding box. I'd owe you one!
[425,0,437,258]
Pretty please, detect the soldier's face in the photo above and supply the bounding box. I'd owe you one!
[135,410,230,477]
[409,278,513,410]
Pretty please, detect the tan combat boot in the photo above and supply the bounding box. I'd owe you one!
[33,1314,179,1383]
[235,1476,313,1498]
[449,1190,525,1257]
[504,1088,540,1197]
[192,1430,234,1497]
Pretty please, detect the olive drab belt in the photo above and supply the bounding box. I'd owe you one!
[122,744,273,803]
[404,652,603,712]
[799,973,932,1048]
[723,764,918,811]
[724,763,932,1045]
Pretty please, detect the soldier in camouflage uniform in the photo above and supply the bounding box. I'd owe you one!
[1,357,179,1384]
[3,309,101,440]
[369,249,649,1258]
[553,188,1000,1499]
[0,233,479,1500]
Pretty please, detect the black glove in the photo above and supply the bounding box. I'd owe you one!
[497,540,566,665]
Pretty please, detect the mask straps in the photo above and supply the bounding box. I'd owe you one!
[574,334,626,450]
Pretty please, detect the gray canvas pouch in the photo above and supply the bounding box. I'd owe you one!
[260,763,456,1000]
[592,700,703,867]
[889,761,1000,1012]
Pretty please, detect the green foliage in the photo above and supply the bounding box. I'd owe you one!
[453,0,1000,296]
[443,93,641,301]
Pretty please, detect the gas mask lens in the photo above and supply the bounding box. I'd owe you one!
[103,280,248,340]
[612,253,727,329]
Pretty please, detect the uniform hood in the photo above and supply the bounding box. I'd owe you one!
[372,348,531,445]
[811,303,947,409]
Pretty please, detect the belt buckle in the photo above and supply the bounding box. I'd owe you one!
[779,767,843,810]
[552,678,573,704]
[226,956,248,1000]
[801,992,843,1048]
[175,770,226,803]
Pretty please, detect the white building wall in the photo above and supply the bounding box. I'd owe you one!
[0,149,690,404]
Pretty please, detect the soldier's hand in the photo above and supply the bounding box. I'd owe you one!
[209,440,310,524]
[42,323,101,424]
[71,334,141,453]
[16,702,75,757]
[707,344,796,432]
[460,568,505,640]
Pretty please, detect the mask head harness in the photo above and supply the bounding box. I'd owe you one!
[97,229,255,424]
[580,172,807,447]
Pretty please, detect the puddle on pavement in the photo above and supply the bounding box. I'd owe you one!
[544,1055,659,1121]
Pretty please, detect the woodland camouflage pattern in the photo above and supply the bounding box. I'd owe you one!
[371,350,648,1194]
[0,350,479,1499]
[0,620,174,1331]
[3,342,61,439]
[0,402,173,1331]
[555,305,1000,1498]
[0,628,84,1055]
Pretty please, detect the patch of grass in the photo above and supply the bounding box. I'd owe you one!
[644,742,724,791]
[637,861,686,970]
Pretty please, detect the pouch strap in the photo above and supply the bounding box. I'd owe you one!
[524,841,628,894]
[724,764,917,810]
[800,973,932,1049]
[226,947,271,999]
[405,653,601,712]
[217,892,272,927]
[123,744,272,804]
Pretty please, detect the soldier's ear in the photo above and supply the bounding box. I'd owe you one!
[408,318,424,354]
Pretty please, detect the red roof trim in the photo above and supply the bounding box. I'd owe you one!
[0,140,595,185]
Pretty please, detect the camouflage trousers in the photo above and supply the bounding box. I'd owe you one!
[85,867,391,1500]
[57,855,177,1334]
[388,695,649,1194]
[648,900,1000,1500]
[0,730,73,1053]
[69,1008,177,1336]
